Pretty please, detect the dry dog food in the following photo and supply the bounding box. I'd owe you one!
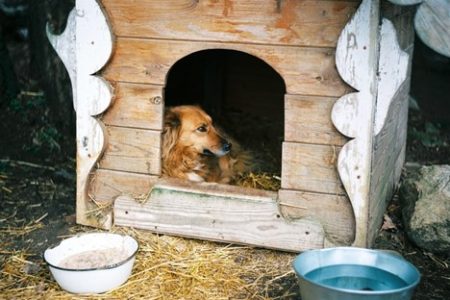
[58,248,129,269]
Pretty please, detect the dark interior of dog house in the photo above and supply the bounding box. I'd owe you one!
[164,49,286,178]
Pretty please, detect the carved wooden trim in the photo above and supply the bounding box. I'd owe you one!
[374,19,409,135]
[332,0,412,246]
[47,0,114,228]
[387,0,450,57]
[332,0,380,247]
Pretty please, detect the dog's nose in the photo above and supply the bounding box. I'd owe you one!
[222,142,232,153]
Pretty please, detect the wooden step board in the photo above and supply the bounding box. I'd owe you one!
[114,179,325,252]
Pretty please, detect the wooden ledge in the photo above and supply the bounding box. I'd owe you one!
[113,178,325,252]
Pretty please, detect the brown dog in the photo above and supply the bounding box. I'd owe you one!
[161,105,252,183]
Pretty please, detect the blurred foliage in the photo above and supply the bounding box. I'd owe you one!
[9,93,45,113]
[409,122,448,148]
[5,91,62,155]
[29,125,61,153]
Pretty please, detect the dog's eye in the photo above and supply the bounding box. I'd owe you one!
[197,126,207,133]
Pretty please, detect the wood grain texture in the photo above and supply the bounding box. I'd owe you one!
[281,142,344,195]
[102,38,351,97]
[374,19,409,135]
[47,2,114,228]
[114,178,325,251]
[368,4,414,246]
[369,127,407,247]
[98,126,161,175]
[371,87,411,191]
[415,0,450,57]
[332,0,380,247]
[89,169,159,203]
[278,189,354,245]
[285,94,347,146]
[101,82,164,130]
[331,0,380,247]
[381,1,415,50]
[101,0,358,48]
[386,0,422,5]
[369,83,410,245]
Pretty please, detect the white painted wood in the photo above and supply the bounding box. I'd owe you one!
[76,1,113,76]
[370,87,410,245]
[47,0,114,228]
[75,1,114,227]
[47,8,77,109]
[415,0,450,57]
[114,179,325,252]
[368,3,415,244]
[332,0,380,247]
[374,19,409,134]
[387,0,450,58]
[334,0,379,95]
[386,0,422,5]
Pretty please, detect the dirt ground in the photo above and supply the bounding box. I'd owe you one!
[1,20,450,300]
[1,108,449,300]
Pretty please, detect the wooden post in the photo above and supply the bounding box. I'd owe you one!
[47,0,114,228]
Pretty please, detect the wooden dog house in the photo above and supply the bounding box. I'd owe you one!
[48,0,415,251]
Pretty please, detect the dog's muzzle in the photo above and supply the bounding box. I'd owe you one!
[222,142,232,153]
[203,140,232,157]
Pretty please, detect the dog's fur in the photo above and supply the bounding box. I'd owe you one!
[161,105,252,183]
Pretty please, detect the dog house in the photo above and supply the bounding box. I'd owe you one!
[48,0,415,251]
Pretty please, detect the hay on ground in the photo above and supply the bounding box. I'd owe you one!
[0,226,298,299]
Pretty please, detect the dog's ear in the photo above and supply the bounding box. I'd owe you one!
[162,109,181,157]
[163,109,180,131]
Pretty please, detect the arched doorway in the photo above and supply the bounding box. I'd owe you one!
[164,49,286,175]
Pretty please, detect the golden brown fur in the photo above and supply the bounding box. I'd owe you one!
[161,105,253,183]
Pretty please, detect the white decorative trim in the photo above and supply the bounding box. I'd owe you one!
[414,0,450,58]
[386,0,422,5]
[387,0,450,58]
[332,0,380,247]
[47,0,114,228]
[374,19,409,135]
[47,9,77,109]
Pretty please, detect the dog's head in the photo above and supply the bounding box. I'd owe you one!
[163,105,231,157]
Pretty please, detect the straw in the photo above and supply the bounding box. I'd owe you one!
[235,172,281,191]
[0,226,298,299]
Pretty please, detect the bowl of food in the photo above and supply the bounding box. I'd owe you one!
[44,232,138,294]
[292,247,420,300]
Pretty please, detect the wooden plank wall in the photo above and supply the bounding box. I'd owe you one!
[90,81,164,204]
[367,2,415,246]
[102,0,360,47]
[280,94,353,244]
[90,169,159,202]
[93,0,359,244]
[103,38,351,97]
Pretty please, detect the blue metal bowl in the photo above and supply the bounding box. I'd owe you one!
[292,247,420,300]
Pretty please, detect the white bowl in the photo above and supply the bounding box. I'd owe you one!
[44,232,138,294]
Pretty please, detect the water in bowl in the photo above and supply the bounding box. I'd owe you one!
[305,264,408,291]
